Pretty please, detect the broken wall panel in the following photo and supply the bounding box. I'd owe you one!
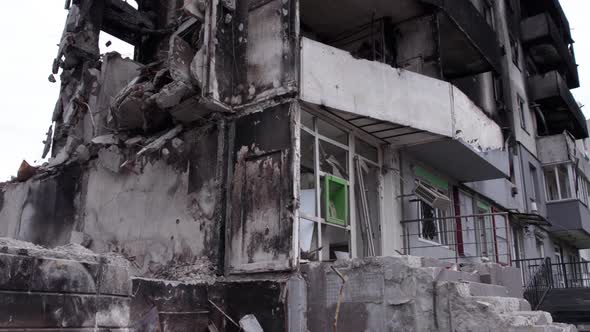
[211,0,299,107]
[0,165,82,248]
[82,124,226,276]
[227,103,296,273]
[245,0,299,101]
[0,122,228,277]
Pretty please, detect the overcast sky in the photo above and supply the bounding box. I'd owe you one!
[0,1,588,181]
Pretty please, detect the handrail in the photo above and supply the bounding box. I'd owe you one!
[514,258,590,309]
[519,257,553,310]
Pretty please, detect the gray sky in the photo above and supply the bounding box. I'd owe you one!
[0,1,588,181]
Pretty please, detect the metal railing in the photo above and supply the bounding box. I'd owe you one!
[514,258,553,310]
[550,261,590,289]
[513,258,590,309]
[401,212,511,264]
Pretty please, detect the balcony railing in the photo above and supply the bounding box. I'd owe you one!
[401,212,511,264]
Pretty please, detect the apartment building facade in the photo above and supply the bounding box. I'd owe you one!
[0,0,589,329]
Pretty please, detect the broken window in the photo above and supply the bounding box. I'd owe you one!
[416,181,454,248]
[544,163,573,201]
[299,109,381,261]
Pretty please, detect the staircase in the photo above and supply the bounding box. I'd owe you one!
[516,258,590,331]
[302,256,579,331]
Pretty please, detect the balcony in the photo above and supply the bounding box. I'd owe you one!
[528,71,588,139]
[521,13,579,88]
[299,0,501,79]
[300,37,508,182]
[424,0,502,78]
[546,199,590,248]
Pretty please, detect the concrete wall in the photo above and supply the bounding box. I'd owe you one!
[0,243,131,329]
[0,123,227,277]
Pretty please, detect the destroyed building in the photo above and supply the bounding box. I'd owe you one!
[0,0,589,330]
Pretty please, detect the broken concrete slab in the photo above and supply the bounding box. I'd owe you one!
[92,134,118,145]
[98,146,124,173]
[136,125,183,157]
[239,314,264,332]
[150,80,195,110]
[183,0,207,21]
[169,35,195,85]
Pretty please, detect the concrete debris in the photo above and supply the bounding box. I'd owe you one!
[183,0,207,21]
[47,135,80,168]
[171,137,184,151]
[99,145,124,173]
[92,134,118,145]
[169,34,195,85]
[16,160,38,182]
[152,256,215,284]
[73,144,90,163]
[221,0,236,10]
[41,125,53,159]
[124,136,144,147]
[239,315,264,332]
[69,231,93,248]
[190,47,206,89]
[150,80,195,109]
[136,125,183,157]
[0,237,129,267]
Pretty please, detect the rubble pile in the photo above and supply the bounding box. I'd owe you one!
[11,0,219,183]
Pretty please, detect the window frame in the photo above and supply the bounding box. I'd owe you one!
[299,109,383,261]
[544,163,575,202]
[416,181,455,249]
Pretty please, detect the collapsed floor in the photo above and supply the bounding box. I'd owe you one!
[0,238,578,331]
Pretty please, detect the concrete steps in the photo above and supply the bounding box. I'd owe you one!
[471,295,531,313]
[466,281,510,297]
[501,311,553,326]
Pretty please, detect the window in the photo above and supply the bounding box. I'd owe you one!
[418,200,453,246]
[299,110,381,261]
[517,95,527,132]
[544,164,573,201]
[577,173,589,206]
[417,182,454,247]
